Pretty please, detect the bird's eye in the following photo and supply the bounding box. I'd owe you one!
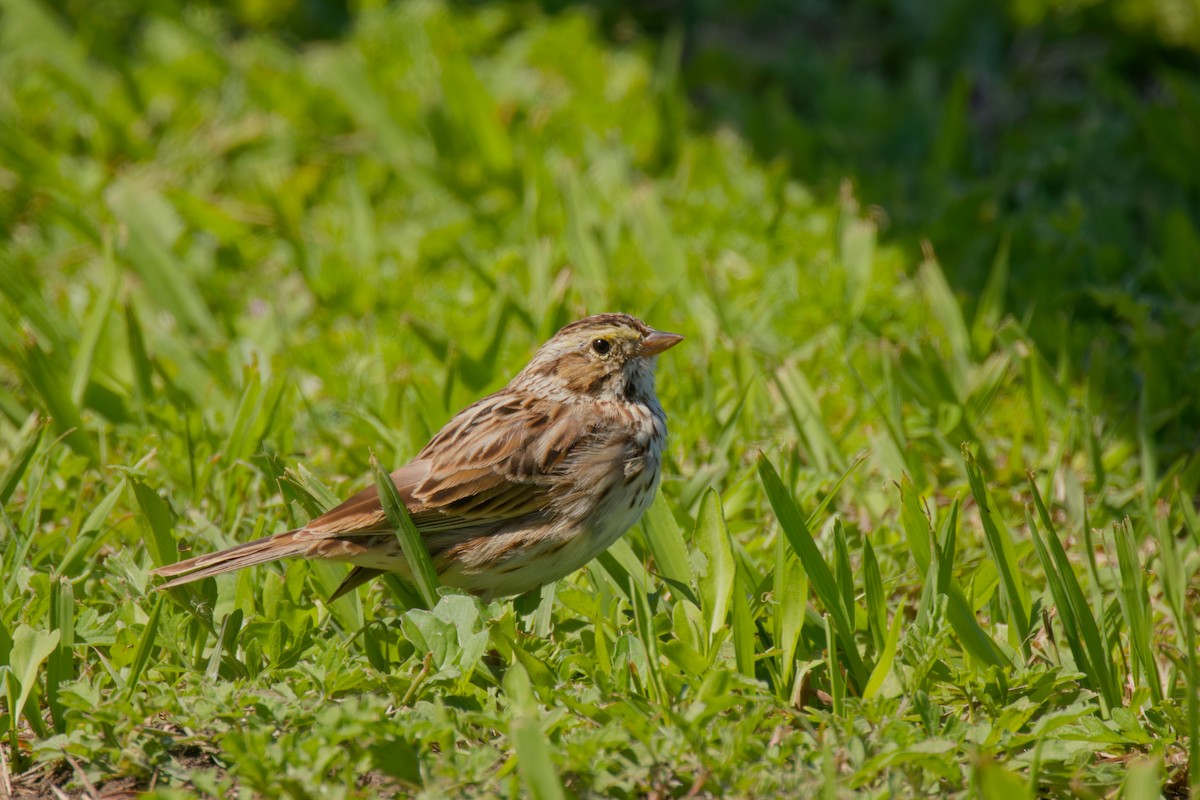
[591,338,612,356]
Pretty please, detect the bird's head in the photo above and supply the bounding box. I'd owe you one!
[517,313,683,403]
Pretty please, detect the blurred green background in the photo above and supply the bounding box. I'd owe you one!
[20,0,1199,450]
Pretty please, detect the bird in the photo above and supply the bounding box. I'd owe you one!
[152,313,683,602]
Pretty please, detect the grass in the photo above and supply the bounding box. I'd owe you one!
[0,0,1198,796]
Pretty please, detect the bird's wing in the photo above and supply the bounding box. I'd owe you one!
[303,391,586,539]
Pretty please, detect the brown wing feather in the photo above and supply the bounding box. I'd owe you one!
[306,391,585,539]
[152,391,591,594]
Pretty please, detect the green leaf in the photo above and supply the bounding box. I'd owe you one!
[1026,473,1119,712]
[773,534,808,693]
[862,537,886,653]
[1120,757,1162,800]
[963,447,1030,653]
[5,624,60,732]
[695,488,735,642]
[46,577,74,732]
[898,474,933,574]
[0,415,44,505]
[504,662,566,800]
[863,600,904,700]
[639,492,694,600]
[130,480,179,570]
[123,594,164,701]
[758,454,867,691]
[18,336,95,462]
[371,454,440,609]
[731,567,755,679]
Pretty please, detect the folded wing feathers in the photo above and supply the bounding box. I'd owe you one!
[152,390,591,592]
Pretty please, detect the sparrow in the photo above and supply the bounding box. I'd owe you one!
[152,313,682,601]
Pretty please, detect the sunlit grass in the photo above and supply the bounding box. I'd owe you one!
[0,0,1196,796]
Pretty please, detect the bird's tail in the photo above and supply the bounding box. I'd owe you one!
[152,529,309,590]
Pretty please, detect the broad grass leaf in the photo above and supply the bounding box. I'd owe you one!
[5,624,60,731]
[695,488,734,642]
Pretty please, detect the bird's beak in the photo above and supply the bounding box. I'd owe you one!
[639,330,684,356]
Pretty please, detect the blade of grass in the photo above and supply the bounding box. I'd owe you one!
[131,480,179,570]
[504,661,566,800]
[898,475,932,573]
[1025,474,1119,712]
[639,492,694,602]
[4,624,59,770]
[862,537,885,653]
[921,495,1009,666]
[46,576,74,733]
[833,519,854,626]
[731,567,755,679]
[970,232,1010,356]
[806,451,867,531]
[773,534,808,694]
[1111,519,1161,704]
[69,250,120,406]
[122,593,164,702]
[863,599,904,700]
[964,447,1030,656]
[630,576,668,704]
[758,454,867,691]
[18,335,95,463]
[695,488,735,644]
[57,478,124,575]
[0,414,44,505]
[824,615,844,716]
[371,454,439,608]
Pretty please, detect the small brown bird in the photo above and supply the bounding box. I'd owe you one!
[153,314,682,601]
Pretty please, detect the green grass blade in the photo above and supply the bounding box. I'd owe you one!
[970,232,1010,356]
[370,454,440,609]
[69,252,120,406]
[224,366,265,464]
[18,337,95,462]
[639,492,694,599]
[773,534,808,693]
[1120,756,1161,800]
[695,488,735,643]
[862,537,886,653]
[1026,473,1119,711]
[917,492,1007,666]
[824,615,844,716]
[773,363,844,473]
[131,480,179,570]
[898,474,932,573]
[805,451,867,531]
[1111,519,1161,704]
[504,662,566,800]
[630,575,668,703]
[732,567,755,679]
[59,477,124,575]
[122,593,164,702]
[0,415,44,505]
[863,599,903,700]
[964,447,1030,654]
[758,454,867,691]
[46,576,74,733]
[833,519,855,625]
